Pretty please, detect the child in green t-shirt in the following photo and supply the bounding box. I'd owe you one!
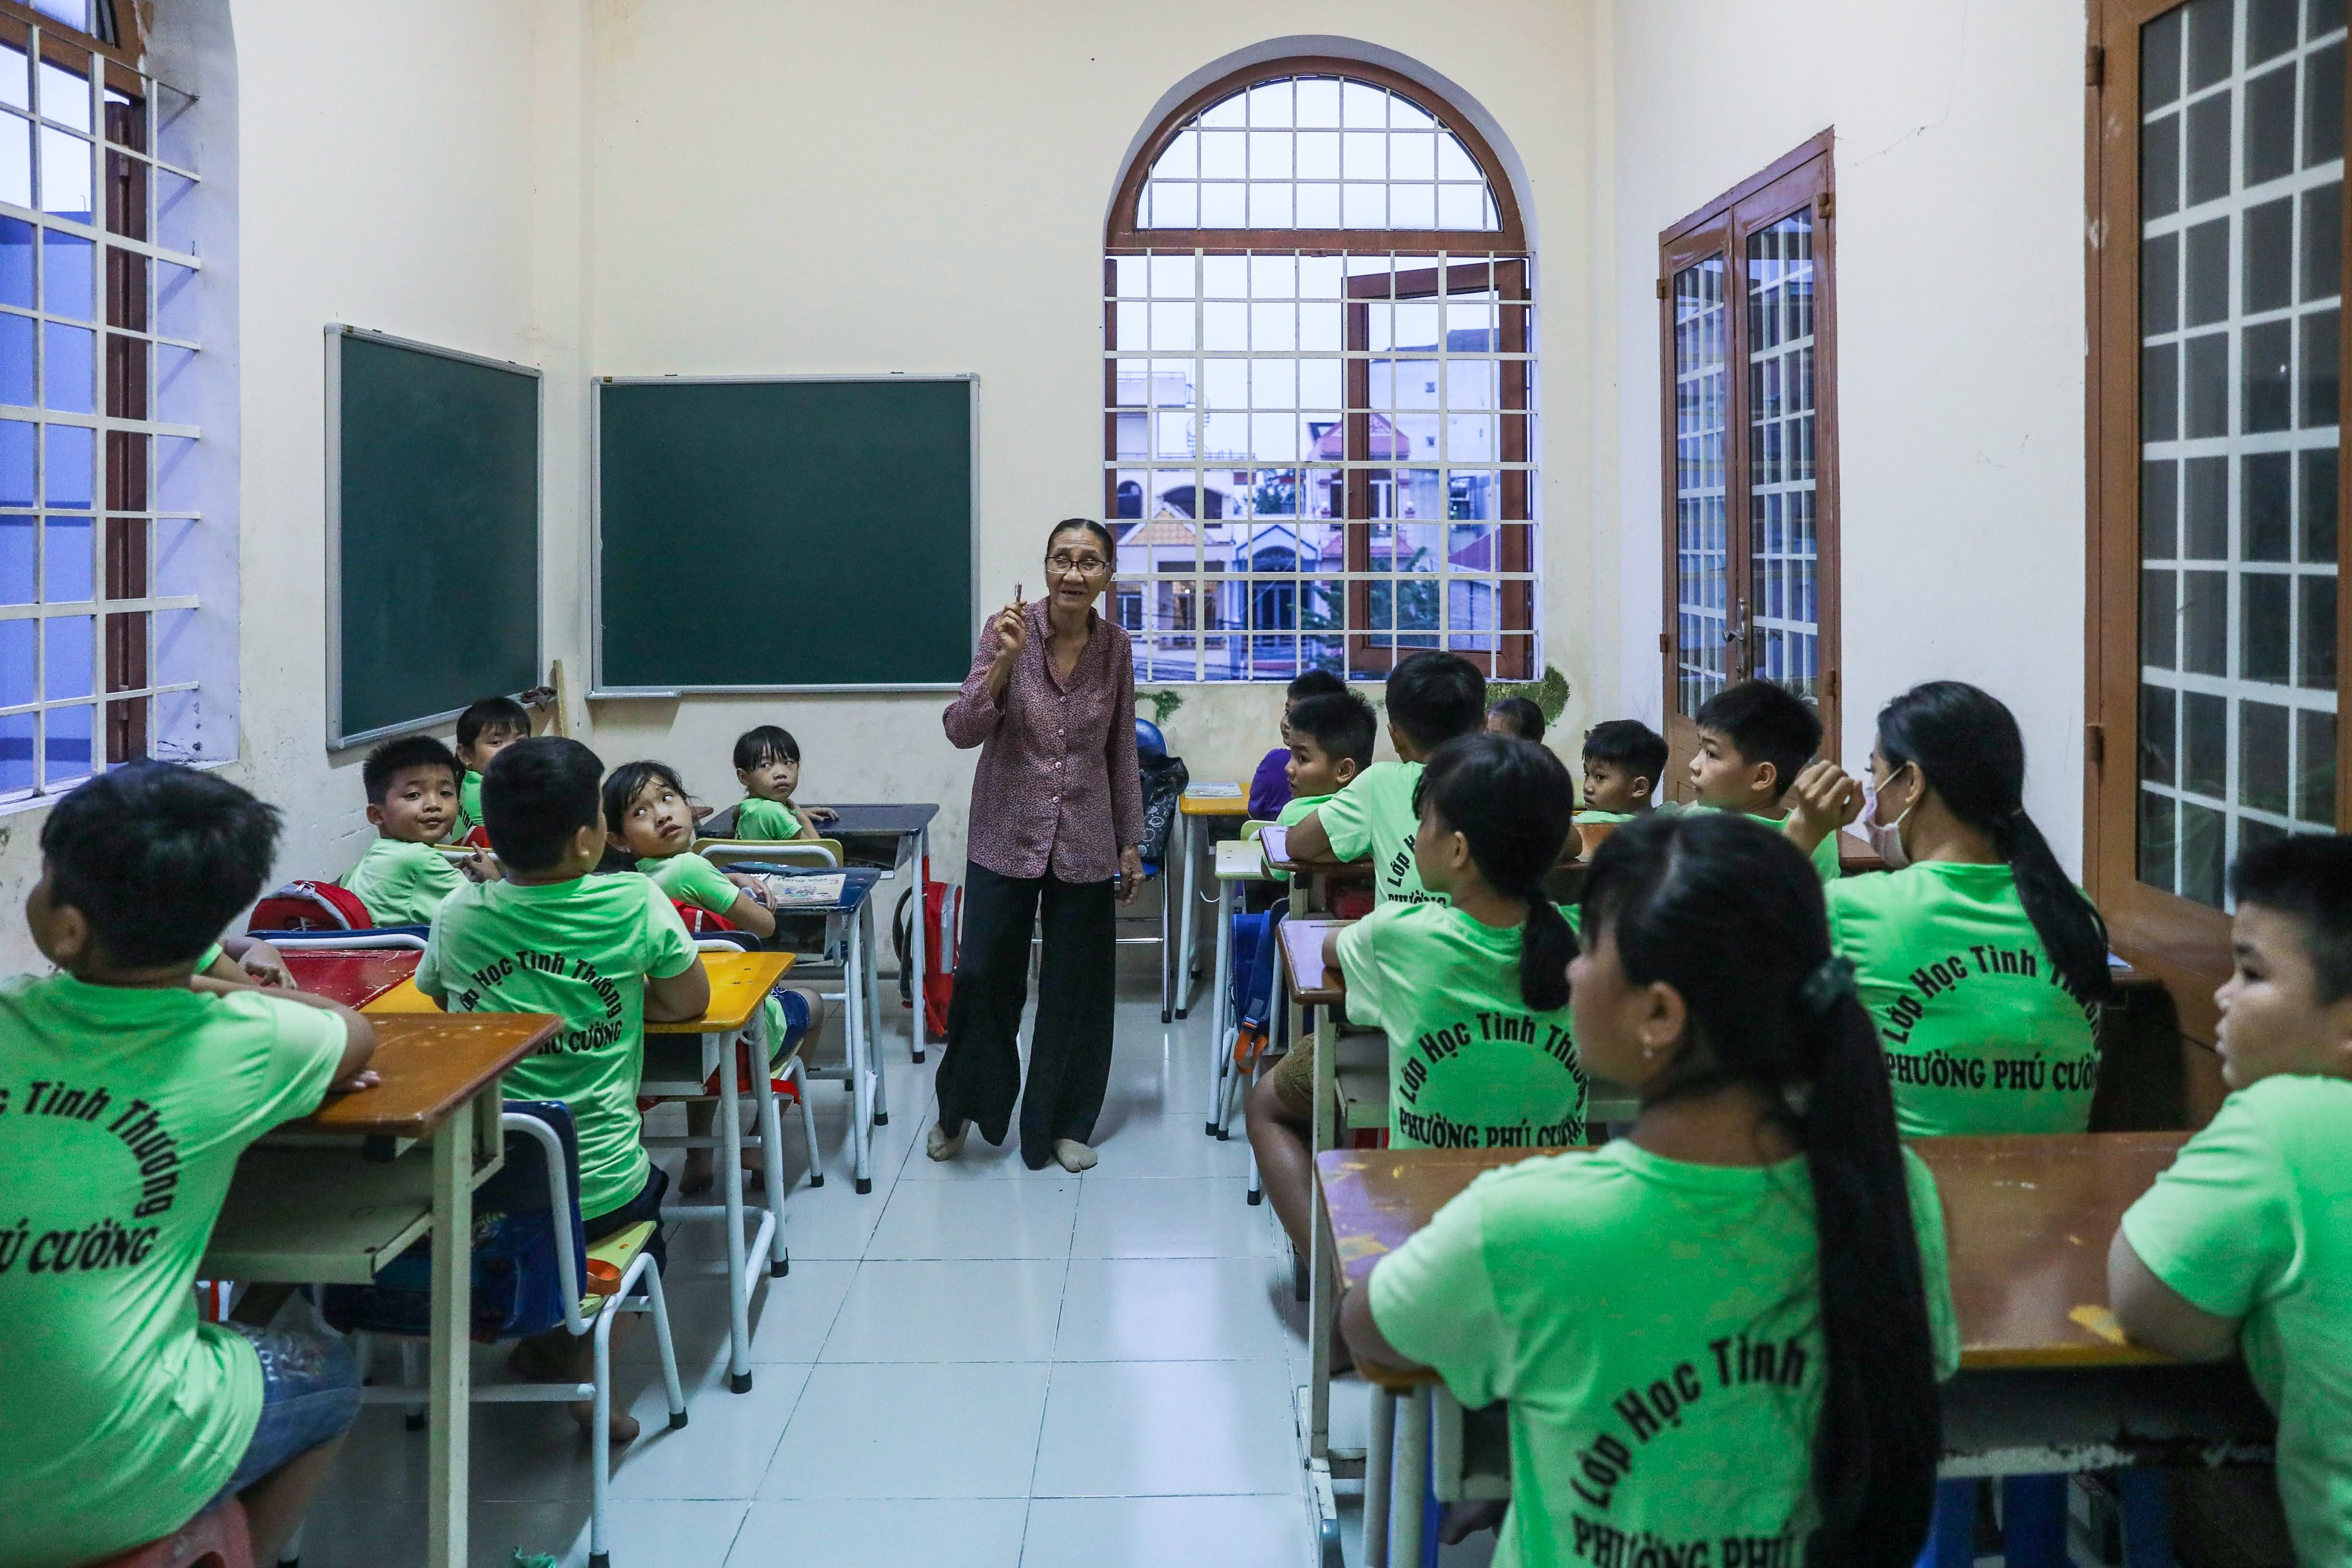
[1781,681,2116,1137]
[1268,689,1377,879]
[1342,810,1958,1567]
[1285,650,1485,905]
[604,759,822,1194]
[2112,835,2352,1565]
[338,735,495,926]
[0,764,377,1568]
[1577,718,1667,822]
[451,694,535,845]
[728,724,837,842]
[417,737,708,1440]
[1687,678,1842,881]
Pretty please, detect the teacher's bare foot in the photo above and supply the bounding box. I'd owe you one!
[926,1120,968,1161]
[1053,1138,1098,1173]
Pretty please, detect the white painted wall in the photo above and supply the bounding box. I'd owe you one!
[1605,0,2093,864]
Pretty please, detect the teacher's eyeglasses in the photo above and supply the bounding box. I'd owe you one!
[1047,553,1110,577]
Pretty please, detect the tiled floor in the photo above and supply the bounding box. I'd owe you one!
[293,945,1329,1566]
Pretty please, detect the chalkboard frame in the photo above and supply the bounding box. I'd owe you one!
[323,324,543,747]
[589,373,979,694]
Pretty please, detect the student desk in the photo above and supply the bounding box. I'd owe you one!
[1205,834,1273,1138]
[1320,1134,2277,1567]
[1175,785,1248,1018]
[280,948,421,1010]
[809,804,941,1057]
[203,1011,558,1568]
[1258,824,1372,917]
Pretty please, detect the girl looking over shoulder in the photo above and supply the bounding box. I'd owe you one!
[1341,811,1958,1568]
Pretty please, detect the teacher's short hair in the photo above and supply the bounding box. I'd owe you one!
[1047,517,1116,558]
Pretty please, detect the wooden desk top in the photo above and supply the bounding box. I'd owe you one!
[1281,917,1350,1006]
[281,949,422,1010]
[1180,787,1249,817]
[1260,824,1373,877]
[1320,1131,2192,1370]
[296,1012,558,1138]
[365,950,795,1036]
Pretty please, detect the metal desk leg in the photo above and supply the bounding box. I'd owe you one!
[1307,1005,1331,1462]
[847,914,875,1194]
[1365,1385,1397,1568]
[427,1104,474,1568]
[1176,814,1200,1017]
[1391,1386,1428,1568]
[1207,875,1233,1136]
[753,1007,790,1278]
[865,902,887,1127]
[718,1029,755,1392]
[909,828,929,1062]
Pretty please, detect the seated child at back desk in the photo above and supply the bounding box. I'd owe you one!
[1687,678,1842,881]
[1577,717,1667,823]
[416,736,709,1440]
[0,764,378,1568]
[1266,689,1376,882]
[2111,833,2352,1566]
[339,735,495,926]
[1484,695,1546,744]
[604,759,823,1195]
[726,724,838,842]
[1250,669,1347,819]
[1283,650,1486,906]
[452,694,536,844]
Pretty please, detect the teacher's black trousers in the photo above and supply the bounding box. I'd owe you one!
[933,863,1117,1169]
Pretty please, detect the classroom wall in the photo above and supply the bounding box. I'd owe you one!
[578,0,1608,872]
[1605,0,2093,864]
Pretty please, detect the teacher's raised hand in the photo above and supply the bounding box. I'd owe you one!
[983,585,1028,700]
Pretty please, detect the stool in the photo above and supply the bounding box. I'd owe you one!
[91,1499,254,1568]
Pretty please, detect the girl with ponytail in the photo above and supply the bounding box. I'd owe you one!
[1330,731,1585,1150]
[1785,680,2115,1137]
[1341,811,1957,1568]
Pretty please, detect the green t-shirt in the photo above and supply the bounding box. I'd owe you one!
[1338,901,1585,1149]
[2122,1075,2352,1566]
[1316,759,1440,906]
[735,797,805,841]
[1370,1141,1960,1568]
[418,874,698,1218]
[195,941,223,975]
[1829,863,2102,1137]
[340,836,466,927]
[454,769,485,842]
[640,851,739,916]
[1268,792,1330,884]
[0,975,346,1568]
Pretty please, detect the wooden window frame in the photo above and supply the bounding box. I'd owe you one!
[2084,0,2352,1041]
[1656,130,1843,789]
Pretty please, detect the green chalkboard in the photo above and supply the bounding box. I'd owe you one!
[594,376,975,690]
[328,327,540,744]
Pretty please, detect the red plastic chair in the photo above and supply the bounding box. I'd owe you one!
[88,1499,253,1568]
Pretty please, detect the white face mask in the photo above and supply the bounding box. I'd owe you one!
[1862,764,1917,870]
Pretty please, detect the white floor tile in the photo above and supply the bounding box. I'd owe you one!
[1030,1360,1297,1498]
[728,1498,1029,1568]
[1071,1177,1284,1259]
[615,1259,859,1369]
[760,1361,1052,1499]
[865,1174,1081,1260]
[609,1357,813,1501]
[821,1258,1069,1362]
[288,1496,751,1568]
[1055,1257,1297,1362]
[1020,1494,1315,1568]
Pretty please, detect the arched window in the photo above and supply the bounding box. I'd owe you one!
[1105,59,1534,682]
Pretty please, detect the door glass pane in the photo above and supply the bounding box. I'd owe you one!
[1672,253,1728,717]
[1747,210,1819,706]
[2138,0,2343,908]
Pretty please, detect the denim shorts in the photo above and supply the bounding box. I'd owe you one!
[214,1322,364,1500]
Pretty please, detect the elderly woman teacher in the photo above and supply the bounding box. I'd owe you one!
[930,519,1145,1173]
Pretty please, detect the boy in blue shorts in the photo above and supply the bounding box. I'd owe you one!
[418,736,708,1440]
[0,764,377,1568]
[1284,650,1485,905]
[1689,678,1841,880]
[2112,835,2352,1564]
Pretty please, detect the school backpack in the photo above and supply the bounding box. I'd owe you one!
[671,898,740,936]
[247,879,371,933]
[892,879,961,1044]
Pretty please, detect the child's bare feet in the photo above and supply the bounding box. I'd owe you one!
[681,1149,715,1196]
[568,1399,640,1445]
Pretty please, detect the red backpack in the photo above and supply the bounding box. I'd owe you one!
[672,899,739,936]
[248,880,373,933]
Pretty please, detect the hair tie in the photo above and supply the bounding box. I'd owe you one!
[1797,955,1857,1016]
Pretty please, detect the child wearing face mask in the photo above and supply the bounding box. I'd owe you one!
[1783,681,2115,1137]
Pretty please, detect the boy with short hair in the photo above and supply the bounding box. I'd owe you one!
[0,764,376,1568]
[1252,668,1349,819]
[418,736,708,1439]
[453,693,535,843]
[1578,718,1669,820]
[1269,690,1377,884]
[1286,651,1485,905]
[1484,695,1546,744]
[2111,835,2352,1565]
[1689,678,1840,879]
[339,733,489,926]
